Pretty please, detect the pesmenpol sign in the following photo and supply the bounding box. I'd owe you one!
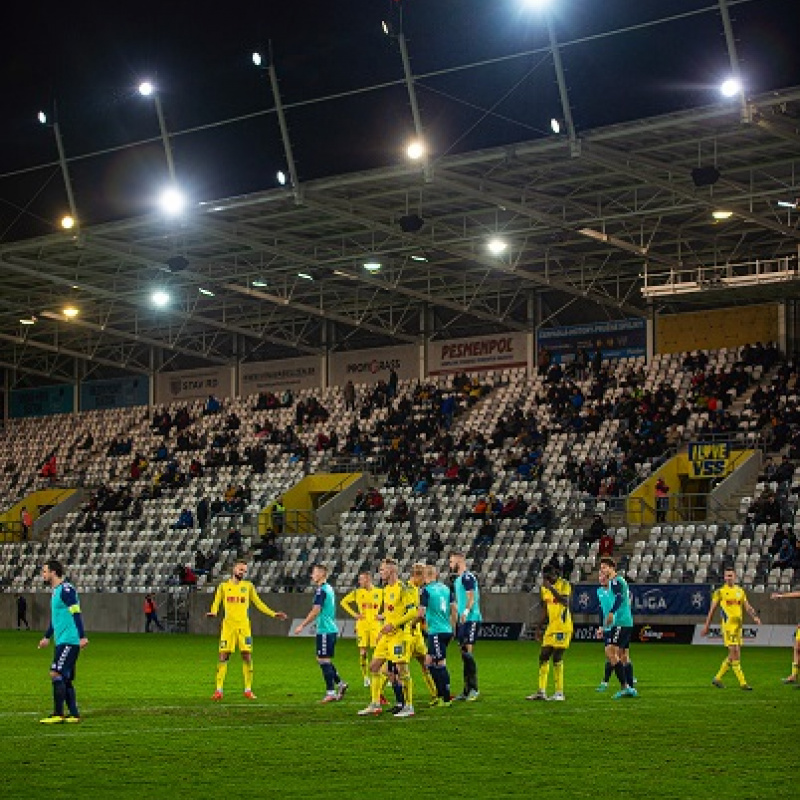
[155,366,233,404]
[239,356,320,396]
[428,332,527,375]
[329,344,418,387]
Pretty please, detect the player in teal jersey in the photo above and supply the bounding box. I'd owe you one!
[294,564,348,703]
[417,565,455,706]
[595,571,617,691]
[450,552,482,701]
[37,560,89,724]
[599,557,637,699]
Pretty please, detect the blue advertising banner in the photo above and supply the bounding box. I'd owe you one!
[9,384,74,418]
[80,376,150,411]
[537,318,646,364]
[572,583,711,617]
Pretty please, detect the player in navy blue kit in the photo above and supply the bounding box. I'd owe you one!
[449,552,482,701]
[38,560,89,724]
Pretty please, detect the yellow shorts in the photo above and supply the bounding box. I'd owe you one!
[794,626,800,643]
[356,620,381,649]
[722,624,742,648]
[373,630,410,664]
[543,629,572,650]
[408,629,427,660]
[219,621,253,653]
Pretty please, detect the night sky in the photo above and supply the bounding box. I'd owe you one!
[1,0,799,239]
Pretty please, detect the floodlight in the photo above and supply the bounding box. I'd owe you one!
[720,78,742,98]
[20,317,36,326]
[159,187,185,215]
[364,261,382,272]
[382,20,391,36]
[550,118,561,134]
[138,80,155,97]
[277,170,287,186]
[199,287,215,297]
[252,52,263,67]
[63,306,80,319]
[712,210,733,221]
[411,254,428,262]
[38,111,48,125]
[487,238,508,256]
[297,272,314,281]
[60,215,76,230]
[407,140,425,161]
[252,280,268,288]
[151,290,170,308]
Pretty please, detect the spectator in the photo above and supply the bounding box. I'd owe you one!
[16,594,30,630]
[179,565,198,587]
[561,553,575,580]
[272,498,285,534]
[654,477,670,522]
[428,529,444,556]
[225,528,243,554]
[411,476,429,497]
[144,594,165,632]
[172,509,194,530]
[40,454,57,482]
[389,498,410,522]
[366,487,384,513]
[20,506,33,540]
[344,380,356,411]
[476,518,497,547]
[585,514,606,544]
[197,497,210,530]
[470,496,489,520]
[204,394,222,415]
[773,538,795,569]
[598,531,615,557]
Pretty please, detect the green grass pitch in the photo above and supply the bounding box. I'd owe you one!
[1,631,795,799]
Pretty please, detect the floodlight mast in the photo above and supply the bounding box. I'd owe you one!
[260,44,302,205]
[140,81,177,183]
[545,15,579,157]
[42,102,79,234]
[717,0,750,123]
[396,18,432,182]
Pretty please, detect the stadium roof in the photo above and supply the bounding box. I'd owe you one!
[2,3,800,386]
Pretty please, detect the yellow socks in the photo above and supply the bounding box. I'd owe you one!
[715,659,731,682]
[553,662,564,694]
[792,662,799,680]
[421,668,437,699]
[359,651,369,681]
[538,662,550,693]
[400,673,413,707]
[370,671,384,705]
[730,661,747,687]
[215,661,228,691]
[242,660,254,692]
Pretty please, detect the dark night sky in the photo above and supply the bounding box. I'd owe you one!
[1,0,799,239]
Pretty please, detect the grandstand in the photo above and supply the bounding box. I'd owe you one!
[0,340,798,614]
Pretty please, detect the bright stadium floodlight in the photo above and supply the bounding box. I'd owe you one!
[712,210,733,221]
[407,140,425,161]
[252,52,263,67]
[60,214,76,230]
[364,261,382,272]
[277,170,287,186]
[138,80,155,97]
[38,110,48,125]
[198,287,215,297]
[550,118,561,134]
[159,187,185,215]
[151,289,170,308]
[62,306,80,319]
[487,237,508,256]
[720,77,742,98]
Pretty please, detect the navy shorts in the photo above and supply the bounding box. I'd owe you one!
[427,633,452,661]
[457,621,481,646]
[608,626,633,650]
[316,632,337,659]
[51,643,80,680]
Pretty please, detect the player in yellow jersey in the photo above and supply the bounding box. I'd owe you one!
[405,562,440,708]
[207,560,288,700]
[770,589,800,685]
[527,564,573,702]
[340,570,383,687]
[702,567,761,690]
[358,558,417,718]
